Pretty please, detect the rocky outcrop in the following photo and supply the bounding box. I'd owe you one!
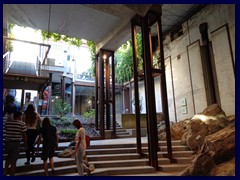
[180,123,235,176]
[181,120,208,151]
[158,104,231,151]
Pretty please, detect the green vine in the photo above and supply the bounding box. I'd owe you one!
[5,23,15,52]
[87,40,96,77]
[115,33,143,83]
[41,30,82,47]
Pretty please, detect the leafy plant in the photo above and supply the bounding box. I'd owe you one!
[41,30,82,47]
[5,23,15,52]
[87,41,96,77]
[82,109,95,124]
[52,98,71,117]
[60,129,77,139]
[115,33,143,83]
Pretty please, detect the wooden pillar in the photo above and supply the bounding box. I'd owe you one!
[95,55,99,130]
[157,12,174,163]
[48,73,52,115]
[141,14,159,171]
[71,81,75,115]
[99,50,105,139]
[21,89,25,111]
[61,75,66,102]
[111,52,116,138]
[105,56,110,130]
[131,17,142,156]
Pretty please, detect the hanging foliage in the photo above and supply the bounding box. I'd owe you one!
[5,23,15,52]
[41,30,82,47]
[87,40,96,77]
[115,33,143,83]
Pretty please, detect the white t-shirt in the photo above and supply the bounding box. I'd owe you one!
[75,127,86,151]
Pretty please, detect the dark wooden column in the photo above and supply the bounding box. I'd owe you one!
[131,16,142,156]
[157,12,174,163]
[199,23,217,106]
[48,72,52,115]
[96,49,116,139]
[105,56,110,130]
[111,52,116,138]
[141,14,159,171]
[21,89,25,111]
[95,55,99,130]
[61,75,66,102]
[71,81,75,115]
[99,50,105,139]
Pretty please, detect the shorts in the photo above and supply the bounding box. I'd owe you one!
[41,145,55,161]
[5,141,21,163]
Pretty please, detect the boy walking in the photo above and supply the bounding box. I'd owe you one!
[4,111,27,176]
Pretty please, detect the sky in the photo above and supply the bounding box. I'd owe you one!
[10,25,92,74]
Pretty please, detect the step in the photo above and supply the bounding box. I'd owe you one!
[87,153,141,161]
[15,165,77,176]
[158,140,183,146]
[14,157,75,173]
[158,157,192,165]
[116,129,126,132]
[91,166,155,176]
[159,145,189,151]
[116,134,132,138]
[159,164,190,172]
[116,131,130,135]
[87,147,138,155]
[88,143,147,149]
[90,159,148,168]
[141,146,189,152]
[4,150,64,160]
[157,151,194,158]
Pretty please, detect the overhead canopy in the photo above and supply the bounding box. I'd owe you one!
[3,74,49,92]
[3,4,205,52]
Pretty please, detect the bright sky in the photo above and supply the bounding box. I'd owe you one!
[11,25,92,74]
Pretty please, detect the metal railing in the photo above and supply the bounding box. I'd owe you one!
[3,51,11,73]
[3,36,51,77]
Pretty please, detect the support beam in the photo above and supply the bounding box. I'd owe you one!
[96,49,116,139]
[71,81,75,115]
[141,14,158,171]
[131,17,142,156]
[111,52,116,138]
[61,76,66,102]
[21,89,25,111]
[157,13,174,163]
[105,57,110,130]
[95,55,99,130]
[48,72,52,115]
[99,50,105,139]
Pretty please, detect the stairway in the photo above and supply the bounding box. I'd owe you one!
[116,127,131,138]
[3,138,194,176]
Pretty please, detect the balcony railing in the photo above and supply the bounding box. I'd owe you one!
[3,36,51,77]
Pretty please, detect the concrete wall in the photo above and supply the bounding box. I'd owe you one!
[164,4,235,120]
[129,4,235,122]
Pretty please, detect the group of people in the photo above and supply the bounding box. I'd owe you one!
[4,103,91,176]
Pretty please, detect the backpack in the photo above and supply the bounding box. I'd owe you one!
[85,135,90,148]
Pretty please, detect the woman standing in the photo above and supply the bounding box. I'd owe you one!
[39,117,58,176]
[23,104,42,165]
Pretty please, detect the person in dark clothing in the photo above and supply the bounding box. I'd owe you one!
[3,95,18,121]
[39,117,58,176]
[3,111,27,176]
[23,104,42,165]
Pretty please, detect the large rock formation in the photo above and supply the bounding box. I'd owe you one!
[158,104,230,151]
[180,123,235,176]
